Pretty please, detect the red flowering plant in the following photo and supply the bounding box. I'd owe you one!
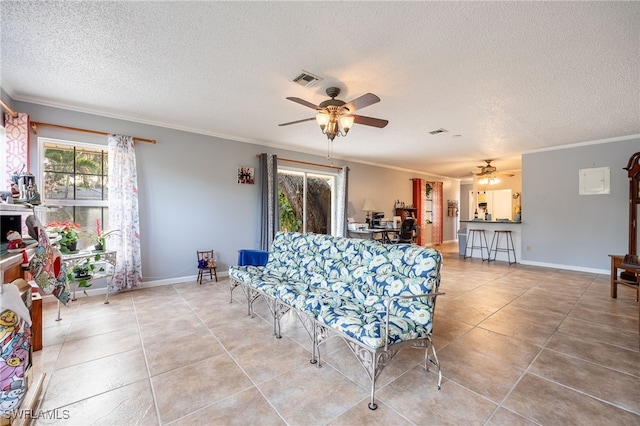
[92,219,119,251]
[46,221,81,253]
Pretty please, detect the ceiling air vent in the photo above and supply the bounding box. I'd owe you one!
[429,128,448,135]
[293,71,322,87]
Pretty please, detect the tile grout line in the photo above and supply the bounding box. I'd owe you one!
[171,280,292,426]
[133,286,179,425]
[484,271,616,423]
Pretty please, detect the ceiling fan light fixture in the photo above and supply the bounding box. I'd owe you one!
[339,115,354,133]
[280,86,387,154]
[316,107,351,141]
[316,111,329,129]
[477,175,500,185]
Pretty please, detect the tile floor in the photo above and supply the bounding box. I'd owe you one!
[30,242,640,425]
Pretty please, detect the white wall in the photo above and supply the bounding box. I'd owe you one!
[522,136,640,272]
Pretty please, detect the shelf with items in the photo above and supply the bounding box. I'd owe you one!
[61,250,117,305]
[424,196,433,224]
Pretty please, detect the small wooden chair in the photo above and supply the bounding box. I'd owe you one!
[196,250,218,284]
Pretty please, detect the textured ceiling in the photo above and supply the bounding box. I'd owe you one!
[1,1,639,179]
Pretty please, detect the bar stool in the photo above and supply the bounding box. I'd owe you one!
[464,229,490,261]
[489,230,517,264]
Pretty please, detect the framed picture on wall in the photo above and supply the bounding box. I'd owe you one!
[238,166,255,184]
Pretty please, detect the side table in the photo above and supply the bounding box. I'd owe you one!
[57,250,117,321]
[608,254,640,334]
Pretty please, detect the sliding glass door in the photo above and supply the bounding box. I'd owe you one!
[278,169,335,235]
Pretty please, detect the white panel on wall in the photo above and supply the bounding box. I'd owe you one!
[579,167,610,195]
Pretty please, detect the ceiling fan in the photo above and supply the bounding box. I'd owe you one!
[279,87,389,141]
[474,160,514,184]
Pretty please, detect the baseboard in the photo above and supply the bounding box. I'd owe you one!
[422,239,457,247]
[41,270,229,301]
[519,260,608,275]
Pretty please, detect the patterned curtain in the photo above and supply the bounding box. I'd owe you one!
[108,134,142,290]
[432,181,444,245]
[335,166,349,237]
[3,112,30,190]
[259,153,278,250]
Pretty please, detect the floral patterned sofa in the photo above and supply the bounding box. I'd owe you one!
[229,231,444,410]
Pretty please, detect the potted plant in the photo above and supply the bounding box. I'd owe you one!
[67,253,105,295]
[46,221,81,253]
[93,219,119,251]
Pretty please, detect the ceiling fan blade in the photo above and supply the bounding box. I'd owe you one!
[286,97,319,110]
[353,114,389,128]
[344,93,380,112]
[278,117,316,127]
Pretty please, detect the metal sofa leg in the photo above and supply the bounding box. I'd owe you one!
[311,322,330,367]
[368,380,378,410]
[274,300,284,339]
[425,338,442,390]
[310,322,319,365]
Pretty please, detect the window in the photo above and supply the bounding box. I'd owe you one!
[38,138,109,249]
[278,168,335,235]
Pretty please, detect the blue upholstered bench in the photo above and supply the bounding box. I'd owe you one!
[229,231,444,410]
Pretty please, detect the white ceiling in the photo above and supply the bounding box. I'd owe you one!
[1,1,639,179]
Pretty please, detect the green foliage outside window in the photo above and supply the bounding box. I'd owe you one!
[43,145,107,201]
[279,190,301,232]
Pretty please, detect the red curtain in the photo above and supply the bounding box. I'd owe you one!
[412,179,443,245]
[412,179,422,245]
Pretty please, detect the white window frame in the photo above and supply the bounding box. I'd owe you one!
[37,137,109,209]
[36,136,110,245]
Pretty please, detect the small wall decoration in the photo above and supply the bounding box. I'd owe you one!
[238,166,255,184]
[447,200,459,217]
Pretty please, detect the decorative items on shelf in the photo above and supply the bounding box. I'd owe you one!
[447,200,459,217]
[513,192,521,221]
[5,230,27,250]
[9,166,41,205]
[394,200,414,209]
